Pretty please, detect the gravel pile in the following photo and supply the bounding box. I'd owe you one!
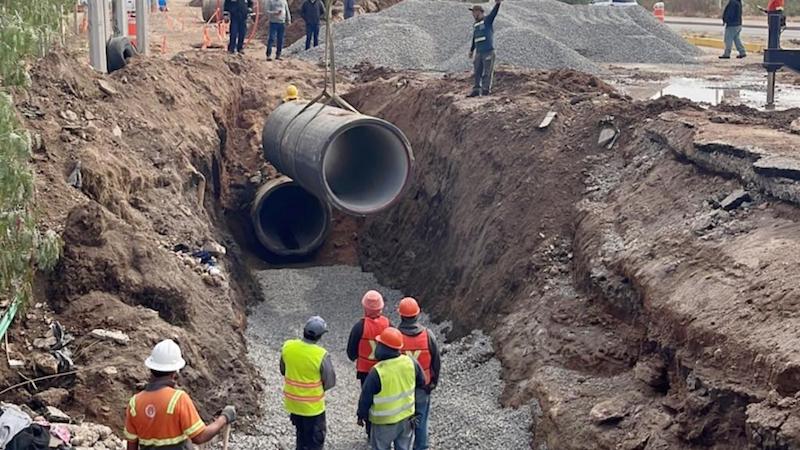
[287,0,701,73]
[226,266,531,450]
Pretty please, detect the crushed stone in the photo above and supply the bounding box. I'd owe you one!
[225,266,531,450]
[287,0,701,73]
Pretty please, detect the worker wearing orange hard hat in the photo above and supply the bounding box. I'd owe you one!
[357,327,426,450]
[348,290,392,437]
[397,297,440,450]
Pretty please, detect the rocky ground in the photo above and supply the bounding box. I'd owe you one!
[227,265,531,450]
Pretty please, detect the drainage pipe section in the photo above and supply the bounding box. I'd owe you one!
[250,176,332,257]
[262,101,414,216]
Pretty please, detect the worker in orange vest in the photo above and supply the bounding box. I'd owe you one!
[348,290,391,436]
[124,339,236,450]
[397,297,440,450]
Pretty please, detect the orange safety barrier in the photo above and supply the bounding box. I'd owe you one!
[653,2,665,22]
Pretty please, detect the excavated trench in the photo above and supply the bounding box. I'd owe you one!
[214,66,800,449]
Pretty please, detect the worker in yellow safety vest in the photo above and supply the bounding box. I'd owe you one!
[281,316,337,450]
[124,339,236,450]
[357,327,426,450]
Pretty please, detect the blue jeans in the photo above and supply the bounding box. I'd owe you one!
[267,22,286,58]
[413,389,430,450]
[370,418,413,450]
[305,22,320,50]
[228,17,247,53]
[722,25,746,57]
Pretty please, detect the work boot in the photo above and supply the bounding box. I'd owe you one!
[481,90,491,96]
[467,91,480,98]
[737,54,747,59]
[718,55,731,59]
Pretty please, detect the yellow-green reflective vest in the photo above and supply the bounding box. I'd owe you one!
[282,339,327,417]
[369,354,416,425]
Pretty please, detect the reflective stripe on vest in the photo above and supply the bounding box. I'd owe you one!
[369,354,416,425]
[357,316,390,373]
[402,329,432,385]
[282,339,327,417]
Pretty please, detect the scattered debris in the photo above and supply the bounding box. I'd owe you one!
[44,406,70,423]
[720,189,751,211]
[598,116,620,149]
[112,125,123,138]
[59,110,78,122]
[67,161,83,189]
[97,79,118,96]
[32,353,59,375]
[590,397,630,425]
[539,111,557,129]
[202,241,227,257]
[90,329,131,345]
[33,388,70,408]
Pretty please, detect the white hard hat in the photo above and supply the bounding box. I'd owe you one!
[145,339,186,372]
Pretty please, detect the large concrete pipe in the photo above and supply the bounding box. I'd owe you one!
[251,176,332,257]
[262,102,414,216]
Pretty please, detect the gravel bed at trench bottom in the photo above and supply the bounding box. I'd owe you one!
[224,265,532,450]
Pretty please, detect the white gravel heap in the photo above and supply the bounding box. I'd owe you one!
[287,0,701,73]
[228,266,531,450]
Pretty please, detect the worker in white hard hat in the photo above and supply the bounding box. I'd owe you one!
[281,316,336,450]
[124,339,236,450]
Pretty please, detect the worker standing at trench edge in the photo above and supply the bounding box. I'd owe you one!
[124,339,236,450]
[397,297,441,450]
[358,327,426,450]
[468,0,502,97]
[266,0,292,60]
[281,316,337,450]
[348,290,392,437]
[301,0,325,50]
[224,0,253,55]
[720,0,746,59]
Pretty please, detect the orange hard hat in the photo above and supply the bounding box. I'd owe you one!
[376,327,404,350]
[398,297,421,317]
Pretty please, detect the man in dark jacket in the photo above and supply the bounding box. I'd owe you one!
[224,0,253,54]
[468,0,502,97]
[301,0,325,50]
[721,0,746,59]
[357,328,426,450]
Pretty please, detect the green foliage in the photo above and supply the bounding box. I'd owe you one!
[0,0,66,312]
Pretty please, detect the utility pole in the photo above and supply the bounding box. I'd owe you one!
[135,0,150,55]
[87,0,108,72]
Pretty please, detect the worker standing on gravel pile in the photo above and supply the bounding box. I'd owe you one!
[124,339,236,450]
[281,316,336,450]
[720,0,746,59]
[224,0,253,55]
[348,290,391,437]
[468,0,502,97]
[358,327,426,450]
[397,298,440,450]
[266,0,292,60]
[301,0,325,50]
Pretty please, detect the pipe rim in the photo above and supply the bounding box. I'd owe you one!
[251,176,332,257]
[321,116,414,216]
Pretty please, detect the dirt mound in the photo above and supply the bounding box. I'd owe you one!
[4,49,330,430]
[348,69,800,448]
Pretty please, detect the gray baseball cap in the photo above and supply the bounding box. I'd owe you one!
[304,316,328,338]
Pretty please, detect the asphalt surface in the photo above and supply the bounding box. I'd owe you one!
[666,16,800,40]
[224,266,532,450]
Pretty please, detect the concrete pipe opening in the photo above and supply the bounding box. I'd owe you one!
[262,102,414,216]
[324,123,411,214]
[251,177,332,257]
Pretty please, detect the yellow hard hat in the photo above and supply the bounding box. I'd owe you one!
[284,85,299,102]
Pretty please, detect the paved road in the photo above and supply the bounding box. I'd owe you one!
[666,16,800,41]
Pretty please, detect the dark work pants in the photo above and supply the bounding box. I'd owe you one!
[305,22,320,50]
[472,50,496,95]
[228,17,247,53]
[359,374,372,438]
[290,412,326,450]
[267,22,286,58]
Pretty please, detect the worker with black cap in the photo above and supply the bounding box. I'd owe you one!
[468,0,502,97]
[281,316,337,450]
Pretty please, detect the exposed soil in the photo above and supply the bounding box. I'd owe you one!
[348,68,800,448]
[2,49,343,431]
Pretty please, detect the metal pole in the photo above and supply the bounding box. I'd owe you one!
[113,0,127,37]
[135,0,150,55]
[88,0,108,72]
[766,72,776,109]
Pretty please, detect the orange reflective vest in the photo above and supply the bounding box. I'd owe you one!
[768,0,784,10]
[357,316,390,373]
[124,386,206,447]
[402,329,432,385]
